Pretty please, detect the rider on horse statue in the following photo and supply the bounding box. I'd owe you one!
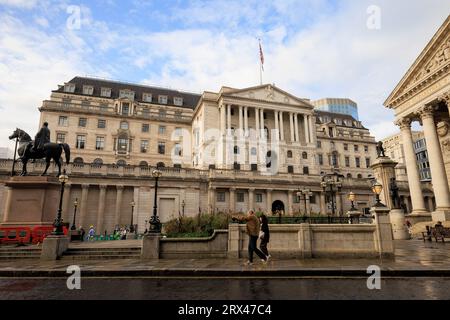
[32,122,51,153]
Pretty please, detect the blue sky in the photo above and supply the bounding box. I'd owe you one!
[0,0,450,151]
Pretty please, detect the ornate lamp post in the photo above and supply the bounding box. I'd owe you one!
[297,188,313,216]
[348,192,356,211]
[372,181,384,207]
[181,200,186,217]
[149,169,162,233]
[130,200,135,233]
[321,172,344,216]
[71,198,78,231]
[53,170,69,236]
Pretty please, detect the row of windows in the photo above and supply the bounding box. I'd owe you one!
[317,140,369,153]
[73,158,170,169]
[58,116,182,135]
[316,153,370,168]
[64,84,184,106]
[216,192,317,204]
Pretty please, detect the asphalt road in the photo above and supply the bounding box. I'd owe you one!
[1,278,450,300]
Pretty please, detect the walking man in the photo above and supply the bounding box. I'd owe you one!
[233,210,268,265]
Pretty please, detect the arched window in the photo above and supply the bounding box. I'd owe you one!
[357,174,363,179]
[139,161,148,168]
[156,162,165,168]
[93,158,103,165]
[117,160,127,167]
[347,173,353,179]
[302,152,308,160]
[287,150,293,158]
[120,121,129,130]
[73,157,84,165]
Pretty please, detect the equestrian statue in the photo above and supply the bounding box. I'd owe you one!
[8,122,70,176]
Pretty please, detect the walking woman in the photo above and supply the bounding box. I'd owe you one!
[259,214,271,259]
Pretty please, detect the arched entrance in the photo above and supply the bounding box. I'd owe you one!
[272,200,285,214]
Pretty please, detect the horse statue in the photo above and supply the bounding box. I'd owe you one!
[8,128,70,176]
[376,141,386,158]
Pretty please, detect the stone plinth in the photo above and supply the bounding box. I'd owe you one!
[1,176,60,227]
[371,205,394,257]
[432,210,450,222]
[141,233,161,259]
[40,235,69,260]
[370,157,398,209]
[390,209,410,240]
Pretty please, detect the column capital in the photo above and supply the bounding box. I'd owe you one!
[64,183,72,189]
[229,187,236,192]
[266,189,273,193]
[438,92,450,105]
[395,117,412,130]
[116,185,124,191]
[81,184,90,190]
[248,188,255,193]
[99,184,108,190]
[418,105,435,120]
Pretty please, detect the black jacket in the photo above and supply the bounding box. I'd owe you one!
[35,127,50,149]
[261,222,270,242]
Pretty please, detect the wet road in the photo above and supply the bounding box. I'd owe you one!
[1,278,450,300]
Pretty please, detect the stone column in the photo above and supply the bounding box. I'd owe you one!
[96,185,107,233]
[62,184,72,222]
[229,187,236,213]
[309,115,316,144]
[294,114,299,143]
[274,110,279,140]
[115,185,124,226]
[227,104,231,135]
[289,113,295,143]
[260,109,265,138]
[220,105,226,136]
[208,186,216,214]
[244,106,249,134]
[266,189,272,214]
[255,107,260,138]
[288,190,293,215]
[395,118,427,214]
[335,192,342,216]
[304,115,310,144]
[248,188,255,211]
[419,106,450,216]
[320,192,326,215]
[79,184,89,228]
[238,105,243,136]
[280,112,285,141]
[306,194,312,216]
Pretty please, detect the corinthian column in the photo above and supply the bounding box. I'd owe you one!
[280,112,285,141]
[274,110,279,140]
[96,185,107,233]
[395,118,427,214]
[289,113,295,143]
[79,184,90,228]
[294,114,299,143]
[115,185,124,226]
[220,105,226,136]
[419,106,450,211]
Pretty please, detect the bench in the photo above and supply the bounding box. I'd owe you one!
[422,227,450,243]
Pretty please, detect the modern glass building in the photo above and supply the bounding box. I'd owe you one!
[311,98,359,120]
[414,138,431,182]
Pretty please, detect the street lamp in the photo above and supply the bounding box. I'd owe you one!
[53,169,69,236]
[149,169,163,233]
[130,200,135,233]
[321,171,344,216]
[372,181,384,207]
[348,192,356,211]
[181,200,186,217]
[71,198,78,231]
[297,188,313,216]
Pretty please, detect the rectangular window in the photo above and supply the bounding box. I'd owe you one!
[251,164,258,171]
[159,109,167,118]
[303,167,309,175]
[217,192,226,203]
[76,135,86,149]
[318,154,323,165]
[256,194,263,203]
[122,103,130,116]
[159,126,166,135]
[174,143,182,156]
[310,194,316,204]
[142,108,150,118]
[174,127,182,136]
[174,97,183,106]
[64,84,75,93]
[366,158,371,168]
[355,157,361,168]
[364,145,369,152]
[98,119,106,129]
[56,133,65,143]
[175,111,183,120]
[143,93,152,103]
[119,90,135,100]
[345,157,350,167]
[58,116,68,126]
[237,193,245,203]
[95,136,105,150]
[344,144,348,151]
[158,96,168,104]
[142,124,150,133]
[158,142,165,155]
[288,166,294,174]
[100,104,109,112]
[101,88,111,97]
[141,140,149,153]
[78,118,87,127]
[83,86,93,95]
[354,145,359,152]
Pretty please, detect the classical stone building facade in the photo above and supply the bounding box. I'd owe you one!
[0,77,384,233]
[384,15,450,220]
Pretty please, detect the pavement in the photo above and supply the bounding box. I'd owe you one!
[1,240,450,278]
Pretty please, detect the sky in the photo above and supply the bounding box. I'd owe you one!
[0,0,449,153]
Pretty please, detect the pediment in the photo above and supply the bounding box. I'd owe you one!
[222,84,313,108]
[385,16,450,107]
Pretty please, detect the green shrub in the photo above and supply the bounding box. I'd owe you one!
[163,213,231,238]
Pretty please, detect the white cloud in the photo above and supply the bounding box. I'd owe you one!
[0,0,38,9]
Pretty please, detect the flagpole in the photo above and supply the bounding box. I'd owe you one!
[260,60,263,85]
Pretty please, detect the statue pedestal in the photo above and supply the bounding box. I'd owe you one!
[370,157,398,209]
[1,176,60,228]
[390,209,410,240]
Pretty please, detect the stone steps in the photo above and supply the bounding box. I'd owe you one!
[0,247,42,260]
[60,247,141,260]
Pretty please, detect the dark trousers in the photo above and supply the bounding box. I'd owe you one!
[260,237,269,256]
[248,235,267,262]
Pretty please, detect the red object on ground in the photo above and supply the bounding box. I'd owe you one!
[0,225,68,245]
